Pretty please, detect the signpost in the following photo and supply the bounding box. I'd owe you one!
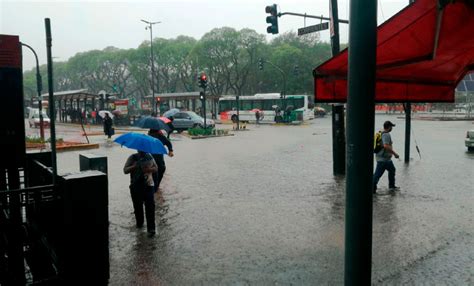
[297,22,329,36]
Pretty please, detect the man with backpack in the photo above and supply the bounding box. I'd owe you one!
[123,151,158,236]
[373,121,400,193]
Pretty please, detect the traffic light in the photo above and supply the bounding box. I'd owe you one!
[199,73,208,89]
[293,65,299,76]
[258,58,264,70]
[265,4,279,34]
[199,91,205,100]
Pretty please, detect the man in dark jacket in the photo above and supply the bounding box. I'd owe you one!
[123,151,158,236]
[103,113,113,139]
[148,129,174,192]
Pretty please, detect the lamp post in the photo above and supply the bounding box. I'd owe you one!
[141,19,161,114]
[21,42,44,141]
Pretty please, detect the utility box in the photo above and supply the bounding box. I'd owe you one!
[79,154,108,174]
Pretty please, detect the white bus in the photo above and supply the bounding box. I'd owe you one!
[218,93,314,123]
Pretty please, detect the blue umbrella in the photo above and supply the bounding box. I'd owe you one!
[135,116,171,132]
[114,132,168,154]
[163,108,180,118]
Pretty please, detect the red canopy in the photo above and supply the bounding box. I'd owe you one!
[314,0,474,103]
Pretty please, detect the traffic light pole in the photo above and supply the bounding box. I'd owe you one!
[344,0,378,283]
[203,90,207,129]
[45,18,57,184]
[278,11,349,24]
[262,59,287,97]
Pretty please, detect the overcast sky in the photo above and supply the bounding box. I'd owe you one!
[1,0,408,71]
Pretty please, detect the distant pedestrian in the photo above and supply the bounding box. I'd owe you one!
[373,121,400,193]
[123,151,158,236]
[255,111,260,124]
[103,113,113,139]
[166,116,174,139]
[148,129,174,192]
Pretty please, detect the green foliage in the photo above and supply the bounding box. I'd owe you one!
[188,127,214,136]
[22,28,332,102]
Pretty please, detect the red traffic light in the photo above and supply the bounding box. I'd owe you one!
[200,74,207,81]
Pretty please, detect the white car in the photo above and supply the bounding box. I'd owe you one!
[465,130,474,151]
[172,111,215,132]
[28,109,50,128]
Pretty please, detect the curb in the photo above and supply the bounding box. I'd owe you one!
[190,134,235,140]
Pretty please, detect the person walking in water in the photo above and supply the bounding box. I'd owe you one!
[373,121,400,193]
[148,129,174,192]
[123,151,158,236]
[103,113,113,140]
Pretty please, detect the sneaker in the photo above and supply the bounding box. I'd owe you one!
[147,230,156,237]
[389,186,400,191]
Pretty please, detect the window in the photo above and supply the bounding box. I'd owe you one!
[253,100,263,110]
[219,100,235,112]
[173,112,187,119]
[263,100,274,110]
[242,101,252,110]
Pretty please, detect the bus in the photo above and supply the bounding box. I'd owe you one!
[218,93,314,123]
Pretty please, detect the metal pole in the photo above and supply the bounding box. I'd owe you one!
[142,20,161,114]
[21,43,44,141]
[344,0,377,284]
[149,25,156,114]
[330,0,345,176]
[236,95,240,130]
[404,103,411,163]
[278,11,349,23]
[263,60,287,98]
[203,90,207,129]
[404,0,415,164]
[45,18,57,184]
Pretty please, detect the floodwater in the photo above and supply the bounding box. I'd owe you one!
[52,115,473,285]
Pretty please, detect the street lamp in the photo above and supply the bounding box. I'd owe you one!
[21,42,45,141]
[141,19,161,114]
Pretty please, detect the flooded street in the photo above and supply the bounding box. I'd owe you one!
[53,115,473,285]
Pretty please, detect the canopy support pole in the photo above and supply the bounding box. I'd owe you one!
[344,0,377,283]
[330,0,346,176]
[404,103,411,163]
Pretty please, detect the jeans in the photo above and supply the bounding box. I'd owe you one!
[153,164,166,192]
[373,160,396,189]
[130,185,155,232]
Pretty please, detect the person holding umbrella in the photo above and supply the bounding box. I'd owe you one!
[116,132,168,236]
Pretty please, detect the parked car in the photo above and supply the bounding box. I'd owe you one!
[28,109,50,128]
[465,130,474,151]
[172,111,215,132]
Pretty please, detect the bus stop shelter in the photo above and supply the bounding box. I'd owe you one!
[41,89,99,123]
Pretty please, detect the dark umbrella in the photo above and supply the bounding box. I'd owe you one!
[135,116,171,132]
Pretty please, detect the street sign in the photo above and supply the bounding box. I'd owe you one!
[298,22,329,36]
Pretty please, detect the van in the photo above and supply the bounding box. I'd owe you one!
[28,109,50,128]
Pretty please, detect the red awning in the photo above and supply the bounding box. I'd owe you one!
[314,0,474,103]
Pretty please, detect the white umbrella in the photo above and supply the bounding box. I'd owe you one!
[98,110,114,118]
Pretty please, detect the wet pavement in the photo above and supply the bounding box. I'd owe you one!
[45,115,473,285]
